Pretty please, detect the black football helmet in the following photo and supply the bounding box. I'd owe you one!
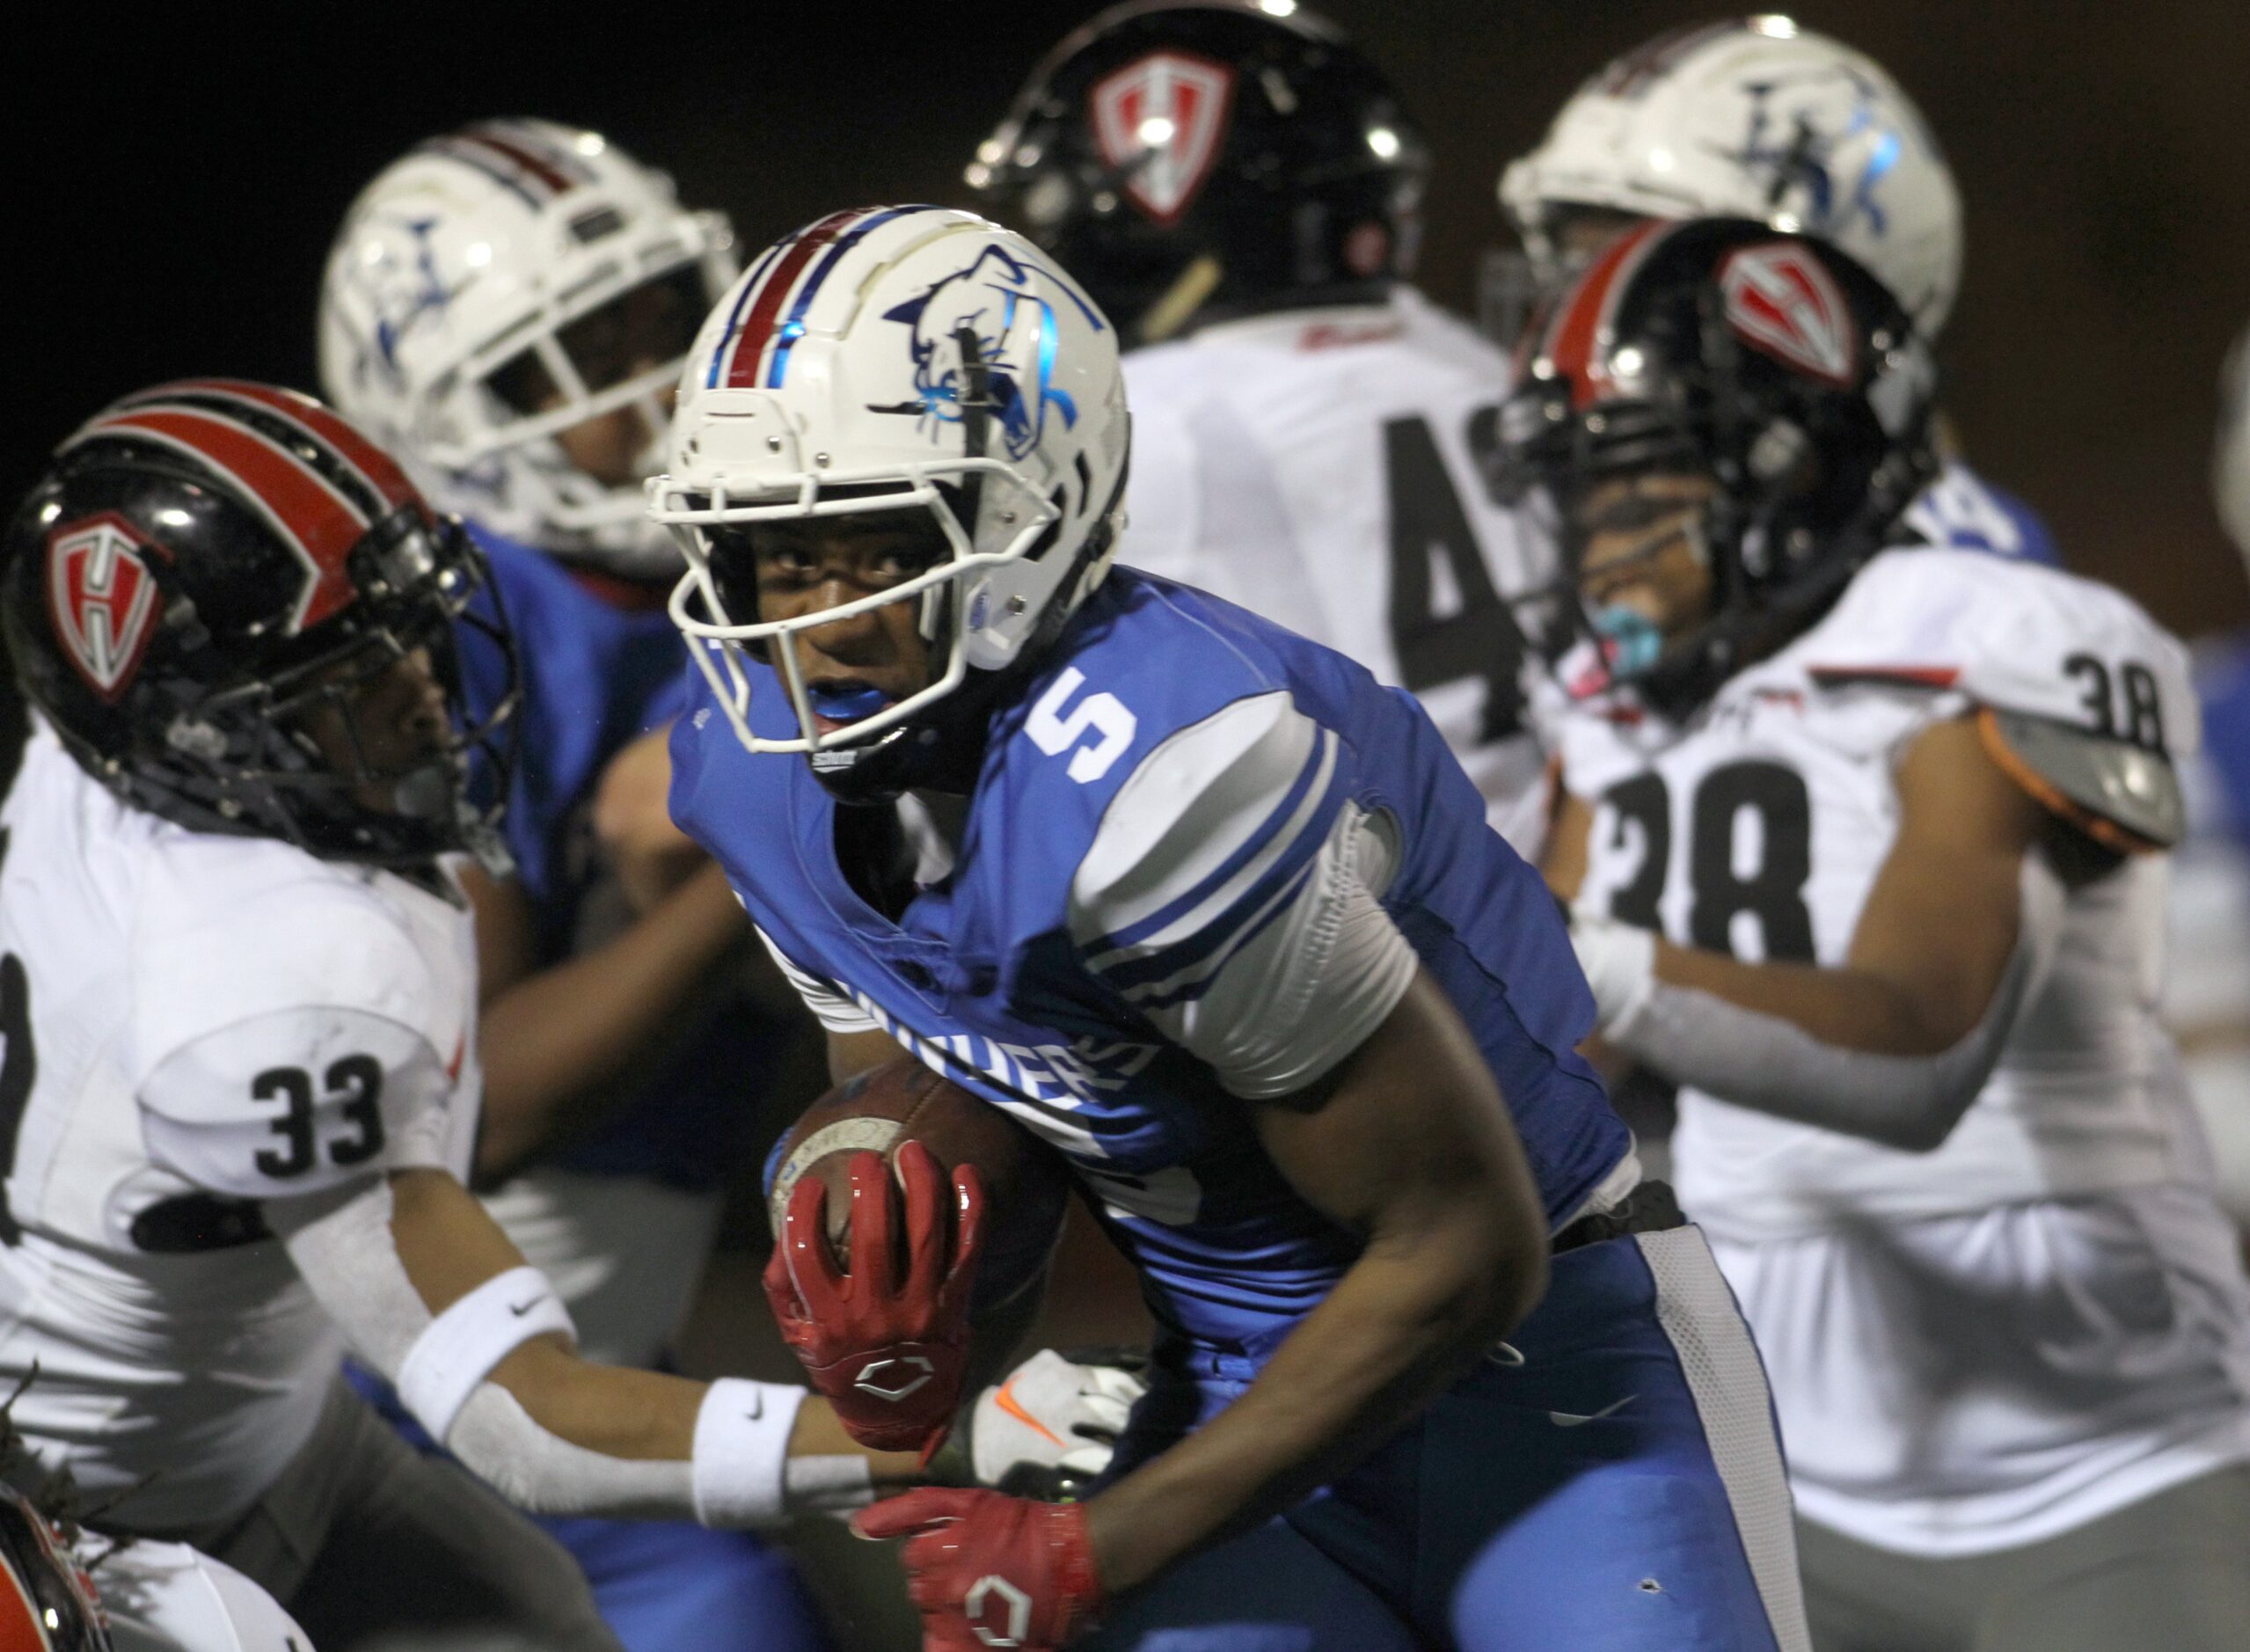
[2,380,515,869]
[1488,217,1938,708]
[968,1,1428,346]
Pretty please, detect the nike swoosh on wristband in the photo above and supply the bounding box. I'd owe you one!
[508,1296,547,1317]
[1548,1394,1637,1428]
[993,1378,1065,1448]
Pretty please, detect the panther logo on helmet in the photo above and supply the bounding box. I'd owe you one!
[46,515,163,704]
[1720,241,1857,386]
[340,213,456,376]
[880,245,1101,462]
[1088,50,1237,223]
[1720,63,1903,243]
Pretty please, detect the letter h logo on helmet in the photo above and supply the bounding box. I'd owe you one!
[1089,51,1237,223]
[47,514,162,703]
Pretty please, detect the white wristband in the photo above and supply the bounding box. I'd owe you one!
[398,1266,575,1445]
[691,1378,808,1527]
[1568,911,1659,1034]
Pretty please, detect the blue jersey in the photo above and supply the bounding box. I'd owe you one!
[1901,459,2062,567]
[458,530,783,1190]
[671,570,1626,1358]
[461,530,689,933]
[2184,631,2250,845]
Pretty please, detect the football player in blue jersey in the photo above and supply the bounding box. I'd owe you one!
[318,127,1137,1652]
[652,205,1809,1651]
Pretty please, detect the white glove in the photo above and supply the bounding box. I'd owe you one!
[1567,910,1658,1034]
[970,1349,1147,1499]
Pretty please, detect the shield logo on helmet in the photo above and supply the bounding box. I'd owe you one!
[1089,51,1237,224]
[1720,243,1859,388]
[47,515,162,704]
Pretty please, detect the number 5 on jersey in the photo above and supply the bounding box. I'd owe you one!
[1027,669,1136,783]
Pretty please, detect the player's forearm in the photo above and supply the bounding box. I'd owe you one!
[1652,942,1977,1056]
[1083,1201,1544,1594]
[1579,870,2055,1150]
[491,1341,917,1480]
[474,861,747,1176]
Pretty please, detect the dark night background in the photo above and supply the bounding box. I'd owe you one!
[8,1,2249,634]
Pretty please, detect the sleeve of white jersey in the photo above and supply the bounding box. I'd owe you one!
[129,866,467,1198]
[138,1006,456,1199]
[1807,549,2201,757]
[1068,691,1420,1099]
[754,925,884,1036]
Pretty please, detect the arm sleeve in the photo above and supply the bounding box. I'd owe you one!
[271,1177,704,1520]
[754,926,883,1036]
[138,1007,457,1198]
[1605,852,2068,1151]
[1069,692,1419,1099]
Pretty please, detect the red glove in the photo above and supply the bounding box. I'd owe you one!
[854,1488,1103,1650]
[763,1139,986,1453]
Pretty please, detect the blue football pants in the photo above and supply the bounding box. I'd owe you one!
[1085,1225,1809,1651]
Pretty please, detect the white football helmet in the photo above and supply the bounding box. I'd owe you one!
[653,206,1129,772]
[2218,323,2250,571]
[318,118,737,577]
[1499,17,1962,335]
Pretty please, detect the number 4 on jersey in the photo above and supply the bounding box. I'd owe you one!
[0,830,33,1245]
[1384,413,1530,743]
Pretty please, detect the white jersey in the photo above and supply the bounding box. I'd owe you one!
[1560,547,2250,1552]
[0,726,479,1534]
[1119,288,1552,852]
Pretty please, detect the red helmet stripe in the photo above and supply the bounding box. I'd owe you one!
[454,126,578,197]
[160,379,421,513]
[1542,221,1669,409]
[722,208,871,390]
[77,407,364,631]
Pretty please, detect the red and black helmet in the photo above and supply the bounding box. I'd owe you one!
[0,1484,107,1652]
[1488,217,1939,704]
[1,379,515,868]
[968,1,1427,347]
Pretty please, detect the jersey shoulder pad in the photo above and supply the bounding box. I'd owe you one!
[137,1004,451,1198]
[998,575,1292,815]
[1797,549,2195,750]
[1801,550,2195,848]
[1067,689,1350,998]
[128,844,456,1085]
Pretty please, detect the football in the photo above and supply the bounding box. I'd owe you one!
[767,1056,1072,1313]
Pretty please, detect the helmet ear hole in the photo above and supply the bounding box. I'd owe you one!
[1747,420,1815,487]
